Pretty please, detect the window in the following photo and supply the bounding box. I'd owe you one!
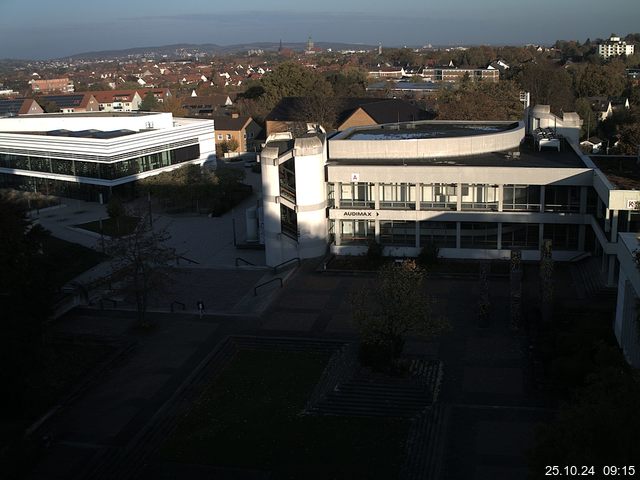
[380,221,415,246]
[217,134,222,140]
[544,186,580,213]
[503,185,540,211]
[460,222,499,249]
[544,224,579,250]
[421,183,457,210]
[501,223,539,249]
[341,220,375,245]
[420,221,456,248]
[280,205,298,240]
[461,184,498,211]
[340,182,374,209]
[379,183,416,210]
[226,134,232,140]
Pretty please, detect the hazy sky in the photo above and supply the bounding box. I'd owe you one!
[0,0,638,59]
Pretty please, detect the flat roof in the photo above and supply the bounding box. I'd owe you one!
[338,121,519,141]
[13,111,163,119]
[328,141,586,168]
[14,129,139,139]
[591,156,640,190]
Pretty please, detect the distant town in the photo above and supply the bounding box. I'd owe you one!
[1,30,640,479]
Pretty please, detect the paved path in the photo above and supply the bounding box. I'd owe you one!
[26,260,574,479]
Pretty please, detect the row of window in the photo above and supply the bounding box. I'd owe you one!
[334,183,583,213]
[0,144,200,180]
[339,220,579,250]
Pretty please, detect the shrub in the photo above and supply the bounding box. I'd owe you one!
[417,241,439,267]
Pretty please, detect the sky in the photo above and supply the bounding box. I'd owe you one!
[0,0,638,59]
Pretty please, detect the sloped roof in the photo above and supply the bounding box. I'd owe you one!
[0,98,41,116]
[213,114,252,131]
[39,93,95,109]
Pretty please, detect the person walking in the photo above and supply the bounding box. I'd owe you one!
[197,300,205,319]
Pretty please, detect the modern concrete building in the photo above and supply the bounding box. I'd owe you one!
[598,34,635,59]
[614,233,640,367]
[257,107,640,285]
[0,111,215,201]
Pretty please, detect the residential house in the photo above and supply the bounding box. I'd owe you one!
[580,136,604,154]
[265,97,431,136]
[0,98,44,117]
[213,113,262,153]
[91,90,143,112]
[182,95,233,117]
[38,94,100,113]
[30,77,74,94]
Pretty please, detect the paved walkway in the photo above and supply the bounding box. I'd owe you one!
[26,259,579,479]
[32,163,266,269]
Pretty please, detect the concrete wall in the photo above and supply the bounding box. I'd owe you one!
[330,121,525,159]
[0,112,174,132]
[615,233,640,367]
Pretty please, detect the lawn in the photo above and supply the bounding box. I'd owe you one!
[159,349,409,479]
[75,215,140,237]
[42,236,107,288]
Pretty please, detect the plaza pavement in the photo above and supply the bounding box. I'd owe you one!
[23,164,580,478]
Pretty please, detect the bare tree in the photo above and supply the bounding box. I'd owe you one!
[105,213,176,327]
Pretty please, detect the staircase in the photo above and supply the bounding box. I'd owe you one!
[307,360,442,418]
[570,257,617,300]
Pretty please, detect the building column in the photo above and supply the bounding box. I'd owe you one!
[497,223,502,249]
[456,222,461,249]
[539,186,546,213]
[498,184,504,212]
[578,225,586,251]
[538,223,545,251]
[336,182,342,208]
[579,186,587,214]
[374,182,380,210]
[415,221,421,249]
[607,254,617,287]
[416,183,422,211]
[611,209,619,242]
[375,219,380,243]
[335,220,341,246]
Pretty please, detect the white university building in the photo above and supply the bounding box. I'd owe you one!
[0,111,215,201]
[256,106,640,367]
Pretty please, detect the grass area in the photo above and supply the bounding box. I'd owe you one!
[159,349,408,479]
[42,236,107,288]
[75,215,140,237]
[1,341,117,473]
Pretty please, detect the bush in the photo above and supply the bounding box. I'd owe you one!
[417,241,439,267]
[366,239,384,265]
[359,336,405,371]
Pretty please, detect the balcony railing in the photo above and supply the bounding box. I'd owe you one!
[420,201,457,211]
[339,200,374,209]
[461,202,499,211]
[380,201,416,210]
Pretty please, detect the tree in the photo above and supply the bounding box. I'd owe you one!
[259,61,332,111]
[0,195,52,411]
[159,95,187,117]
[105,214,175,327]
[517,62,575,112]
[436,80,523,121]
[221,138,239,154]
[139,91,159,111]
[106,195,126,235]
[352,260,447,369]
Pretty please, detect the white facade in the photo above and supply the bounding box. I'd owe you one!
[598,35,635,58]
[0,112,215,197]
[615,233,640,367]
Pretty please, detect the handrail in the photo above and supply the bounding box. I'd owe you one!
[176,255,200,265]
[235,257,256,267]
[273,257,300,274]
[170,300,186,313]
[254,277,283,296]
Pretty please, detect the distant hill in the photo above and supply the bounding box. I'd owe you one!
[62,42,379,60]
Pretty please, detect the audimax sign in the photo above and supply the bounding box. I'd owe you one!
[342,211,380,217]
